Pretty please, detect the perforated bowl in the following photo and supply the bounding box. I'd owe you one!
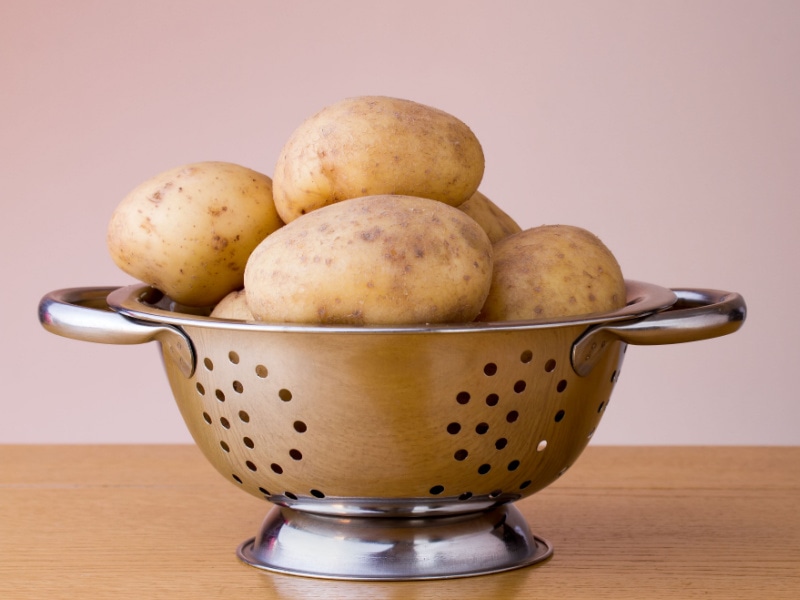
[38,281,745,580]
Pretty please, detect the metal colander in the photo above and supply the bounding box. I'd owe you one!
[38,281,745,580]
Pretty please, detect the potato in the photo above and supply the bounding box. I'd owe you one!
[244,195,493,324]
[272,96,485,223]
[458,190,522,244]
[477,224,626,321]
[107,161,283,307]
[210,289,254,320]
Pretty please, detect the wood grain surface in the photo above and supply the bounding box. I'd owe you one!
[1,445,797,599]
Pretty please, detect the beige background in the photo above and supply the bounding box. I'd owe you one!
[2,1,797,444]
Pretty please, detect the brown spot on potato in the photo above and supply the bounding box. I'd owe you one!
[360,226,382,241]
[212,235,229,251]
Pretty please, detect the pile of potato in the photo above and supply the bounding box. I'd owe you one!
[107,96,626,325]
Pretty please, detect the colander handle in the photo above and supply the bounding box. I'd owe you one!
[571,287,746,376]
[38,287,196,377]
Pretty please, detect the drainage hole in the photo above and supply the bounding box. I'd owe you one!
[513,380,527,393]
[456,391,470,405]
[238,410,250,423]
[506,410,519,423]
[285,491,298,500]
[537,440,548,452]
[484,362,498,376]
[520,350,533,363]
[278,389,292,402]
[478,463,492,475]
[255,364,268,378]
[220,440,230,452]
[555,409,566,422]
[310,489,326,499]
[258,487,271,496]
[215,389,226,402]
[204,358,214,371]
[196,382,205,396]
[289,449,303,461]
[544,359,556,372]
[232,473,242,483]
[202,412,212,424]
[485,393,499,407]
[475,422,489,435]
[220,417,230,429]
[598,401,605,413]
[446,422,461,435]
[243,437,254,449]
[293,420,307,433]
[233,381,244,394]
[489,489,503,498]
[271,463,283,474]
[495,437,508,450]
[556,380,568,393]
[228,351,239,364]
[520,480,532,489]
[454,449,469,461]
[429,485,445,495]
[508,459,520,471]
[246,461,257,472]
[458,492,473,501]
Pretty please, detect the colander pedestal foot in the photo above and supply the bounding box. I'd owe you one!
[236,503,553,580]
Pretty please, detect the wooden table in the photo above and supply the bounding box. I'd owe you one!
[1,445,797,599]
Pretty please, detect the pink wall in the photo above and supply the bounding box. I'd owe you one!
[2,0,798,443]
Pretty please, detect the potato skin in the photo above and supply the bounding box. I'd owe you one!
[244,195,493,324]
[210,289,254,320]
[477,224,626,321]
[272,96,485,223]
[458,190,522,244]
[107,162,283,307]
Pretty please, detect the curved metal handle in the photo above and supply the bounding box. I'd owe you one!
[572,288,746,376]
[38,287,196,377]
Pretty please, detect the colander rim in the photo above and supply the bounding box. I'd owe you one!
[106,280,677,334]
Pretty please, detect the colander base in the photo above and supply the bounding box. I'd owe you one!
[236,503,553,580]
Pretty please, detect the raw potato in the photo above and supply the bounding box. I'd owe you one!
[477,224,626,322]
[244,195,493,325]
[210,290,254,320]
[458,190,523,244]
[107,162,283,307]
[273,96,485,223]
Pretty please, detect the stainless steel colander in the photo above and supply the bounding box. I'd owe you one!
[38,281,745,580]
